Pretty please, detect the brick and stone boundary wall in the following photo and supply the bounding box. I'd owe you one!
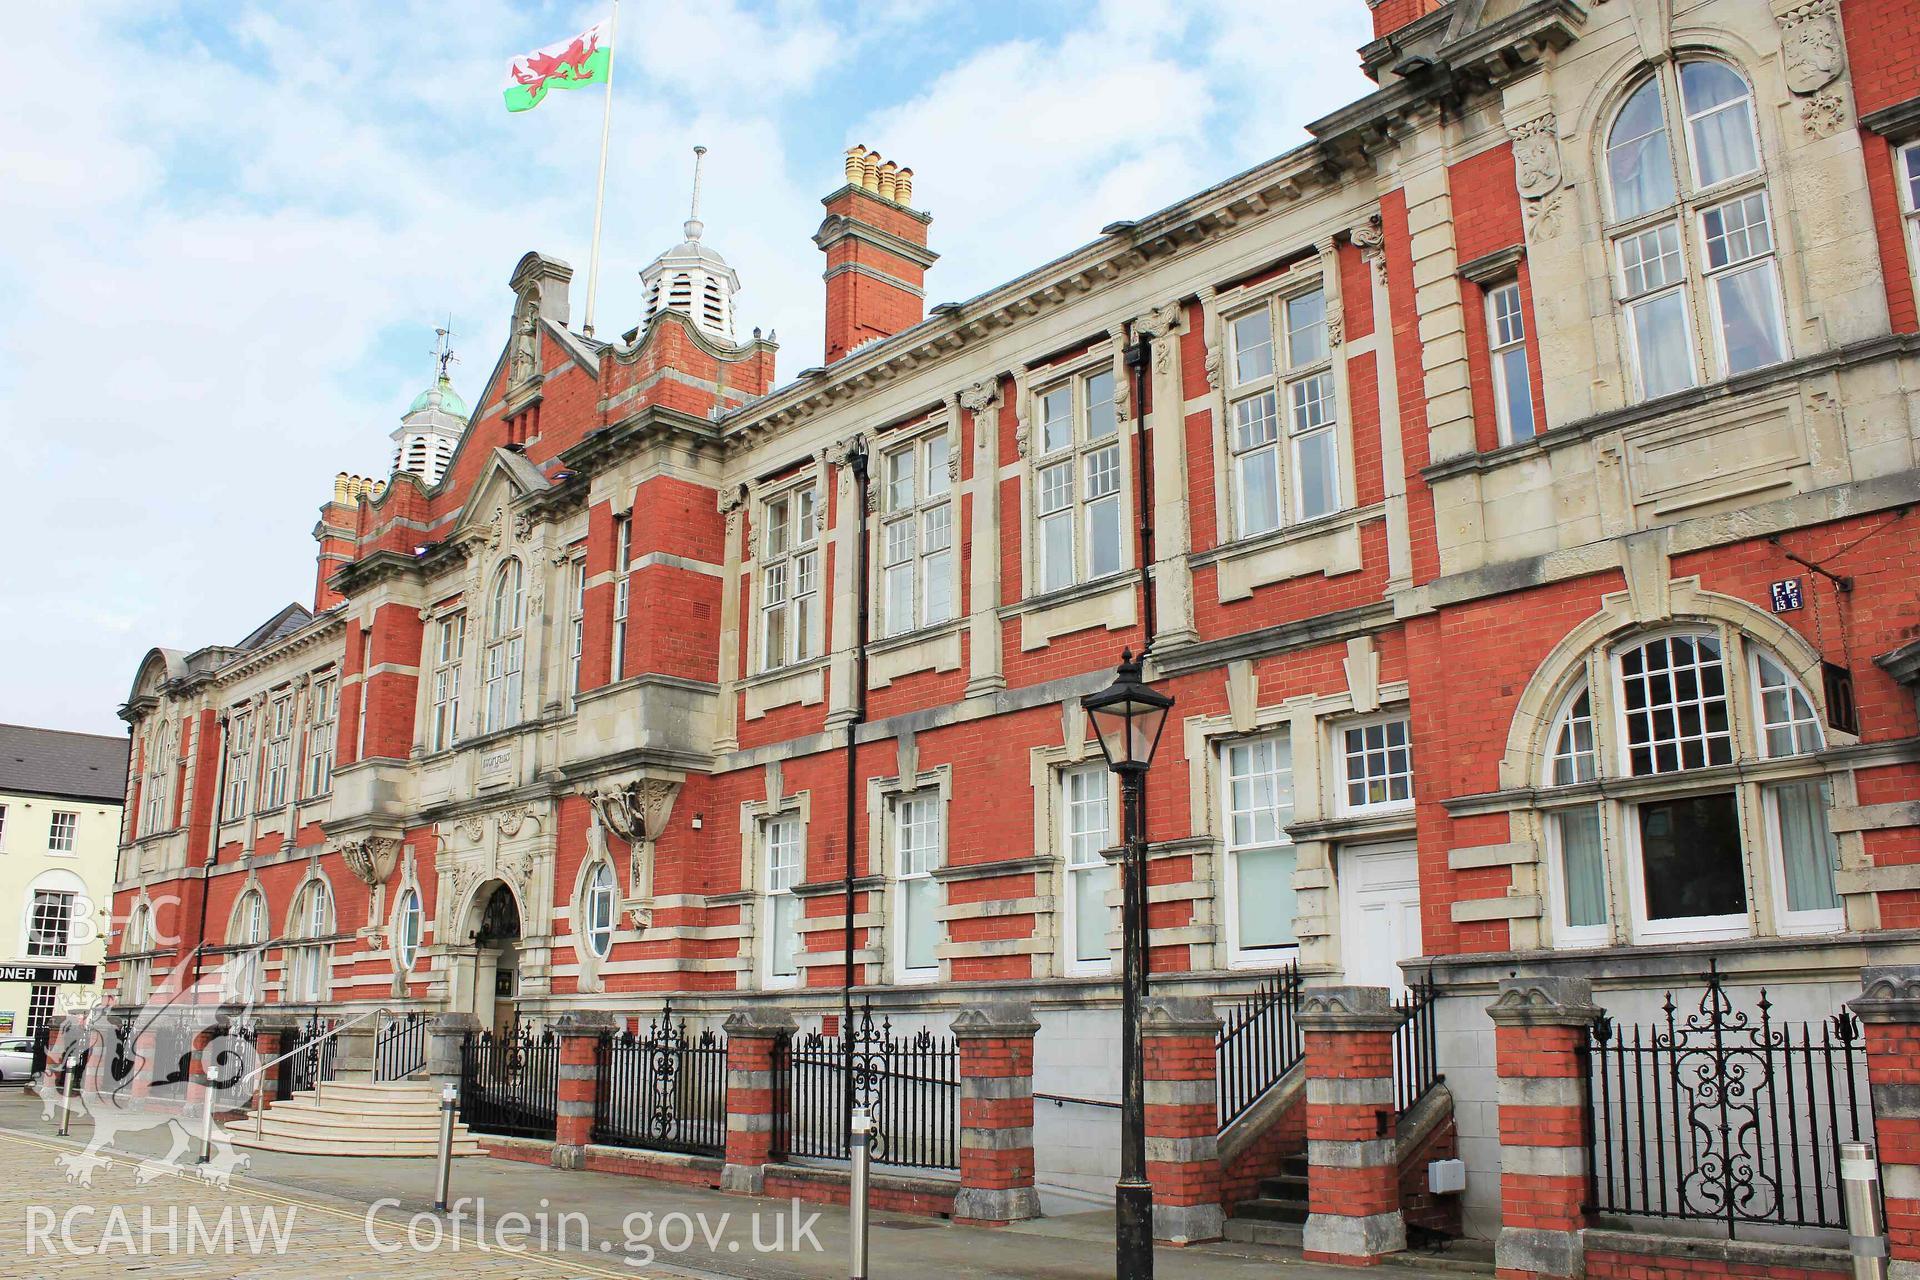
[1300,985,1406,1266]
[1583,1231,1849,1280]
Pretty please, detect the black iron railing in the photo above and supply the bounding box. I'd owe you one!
[1215,962,1304,1129]
[1391,973,1442,1116]
[375,1011,430,1082]
[773,1002,959,1170]
[278,1015,337,1099]
[593,1008,728,1157]
[148,1015,193,1090]
[459,1024,559,1140]
[1587,964,1873,1236]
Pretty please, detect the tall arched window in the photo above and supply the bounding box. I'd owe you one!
[482,559,525,735]
[122,903,154,1005]
[584,863,616,959]
[227,889,266,1002]
[1603,58,1786,400]
[287,880,333,1003]
[1535,627,1840,947]
[142,723,172,836]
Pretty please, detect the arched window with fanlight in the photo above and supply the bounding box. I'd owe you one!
[1534,626,1842,947]
[287,880,333,1003]
[226,888,267,1003]
[1603,58,1787,401]
[122,903,154,1005]
[482,559,525,735]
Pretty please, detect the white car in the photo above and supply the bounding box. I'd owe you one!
[0,1037,37,1082]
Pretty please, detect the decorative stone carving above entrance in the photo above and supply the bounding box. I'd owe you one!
[337,835,402,887]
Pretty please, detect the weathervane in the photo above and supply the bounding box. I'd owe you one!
[432,315,460,381]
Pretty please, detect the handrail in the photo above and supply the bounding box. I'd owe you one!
[1035,1091,1121,1110]
[246,1007,390,1139]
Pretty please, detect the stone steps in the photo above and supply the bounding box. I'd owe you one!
[229,1079,482,1158]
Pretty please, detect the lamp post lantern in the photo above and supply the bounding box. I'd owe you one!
[1082,648,1173,1280]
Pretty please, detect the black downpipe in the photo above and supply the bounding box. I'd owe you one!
[842,438,872,1139]
[190,713,230,992]
[1124,333,1155,992]
[1126,332,1156,650]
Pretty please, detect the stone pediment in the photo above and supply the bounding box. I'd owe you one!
[447,448,553,549]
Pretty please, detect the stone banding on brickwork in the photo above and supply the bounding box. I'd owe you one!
[1141,996,1226,1244]
[719,1006,795,1196]
[950,1001,1041,1226]
[551,1010,615,1170]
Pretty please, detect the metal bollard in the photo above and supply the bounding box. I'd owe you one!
[434,1084,458,1212]
[1842,1140,1889,1280]
[849,1104,872,1280]
[198,1085,216,1164]
[58,1057,76,1137]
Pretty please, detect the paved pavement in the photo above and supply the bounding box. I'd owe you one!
[0,1088,1485,1277]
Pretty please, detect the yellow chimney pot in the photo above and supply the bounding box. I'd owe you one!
[860,150,880,192]
[896,167,914,204]
[877,160,899,201]
[844,144,867,185]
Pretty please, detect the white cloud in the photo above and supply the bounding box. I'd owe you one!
[0,0,1379,733]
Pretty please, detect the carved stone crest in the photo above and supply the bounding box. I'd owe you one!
[1508,113,1561,201]
[1134,301,1185,376]
[1349,215,1386,280]
[958,378,1000,420]
[1525,189,1568,242]
[1801,88,1848,137]
[1776,0,1845,96]
[337,836,402,887]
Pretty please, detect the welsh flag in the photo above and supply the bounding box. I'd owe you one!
[503,20,611,113]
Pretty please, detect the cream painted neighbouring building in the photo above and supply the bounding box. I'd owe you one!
[0,725,127,1037]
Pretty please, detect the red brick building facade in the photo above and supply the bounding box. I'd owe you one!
[110,0,1920,1260]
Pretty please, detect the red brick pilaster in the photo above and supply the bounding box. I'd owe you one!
[552,1011,613,1169]
[721,1007,796,1195]
[1853,968,1920,1272]
[1487,977,1600,1280]
[1142,997,1225,1243]
[951,1002,1040,1226]
[1300,986,1405,1266]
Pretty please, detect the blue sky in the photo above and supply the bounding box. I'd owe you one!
[0,0,1375,734]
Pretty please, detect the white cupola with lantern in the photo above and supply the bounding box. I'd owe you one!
[391,325,468,485]
[639,145,740,343]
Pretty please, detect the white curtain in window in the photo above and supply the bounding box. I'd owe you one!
[1772,780,1840,914]
[1607,80,1676,219]
[1555,806,1607,929]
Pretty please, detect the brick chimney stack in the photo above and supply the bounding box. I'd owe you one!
[815,144,937,364]
[312,472,383,612]
[1367,0,1443,38]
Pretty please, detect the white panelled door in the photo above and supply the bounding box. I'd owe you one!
[1338,841,1423,995]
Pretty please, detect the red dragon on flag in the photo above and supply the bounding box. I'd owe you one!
[504,21,612,113]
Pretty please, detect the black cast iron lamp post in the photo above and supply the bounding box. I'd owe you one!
[1082,648,1173,1280]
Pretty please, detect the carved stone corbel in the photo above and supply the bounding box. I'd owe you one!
[586,776,682,929]
[337,835,402,887]
[1349,215,1386,281]
[1133,301,1186,376]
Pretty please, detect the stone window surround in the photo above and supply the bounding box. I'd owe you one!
[864,762,952,986]
[1333,709,1415,818]
[417,599,468,758]
[1013,337,1136,604]
[749,470,827,678]
[1027,730,1111,980]
[1896,138,1920,302]
[1207,252,1354,543]
[735,789,812,990]
[564,844,622,989]
[1590,53,1795,402]
[870,412,963,644]
[389,858,429,980]
[1447,579,1880,954]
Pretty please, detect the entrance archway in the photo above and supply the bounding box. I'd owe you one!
[460,880,524,1037]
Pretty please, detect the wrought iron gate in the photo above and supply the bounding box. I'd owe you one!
[592,1008,727,1156]
[1586,964,1873,1235]
[458,1023,558,1140]
[773,1002,958,1170]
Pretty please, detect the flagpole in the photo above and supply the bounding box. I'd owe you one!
[582,0,619,339]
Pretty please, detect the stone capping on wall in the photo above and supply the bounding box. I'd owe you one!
[1861,94,1920,141]
[1484,976,1599,1029]
[1455,244,1525,285]
[1582,1229,1850,1277]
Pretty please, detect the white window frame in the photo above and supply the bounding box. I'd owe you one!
[27,890,74,958]
[878,432,956,638]
[47,810,78,854]
[395,887,423,971]
[1621,787,1751,944]
[1612,630,1736,777]
[761,813,804,989]
[611,515,632,682]
[141,724,170,835]
[305,676,337,798]
[1060,763,1115,976]
[1485,280,1537,445]
[287,880,333,1003]
[122,904,153,1005]
[1602,59,1786,401]
[568,554,587,704]
[1763,777,1845,936]
[584,862,617,959]
[1222,283,1340,538]
[25,985,56,1039]
[482,560,526,736]
[429,613,464,753]
[0,803,8,852]
[890,789,943,983]
[1543,802,1610,950]
[1030,362,1127,594]
[1900,141,1920,293]
[260,694,293,810]
[228,888,266,1002]
[1220,733,1299,967]
[1336,713,1413,816]
[223,709,253,821]
[758,484,820,672]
